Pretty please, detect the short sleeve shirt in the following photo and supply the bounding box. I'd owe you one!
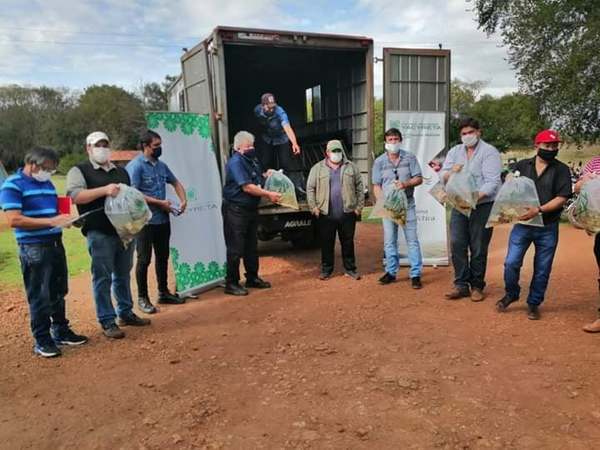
[126,154,177,224]
[371,150,422,198]
[515,157,572,224]
[223,152,264,209]
[254,104,290,145]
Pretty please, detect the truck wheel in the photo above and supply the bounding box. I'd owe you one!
[289,228,319,249]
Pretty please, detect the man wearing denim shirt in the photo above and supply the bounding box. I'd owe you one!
[127,130,188,314]
[441,117,502,302]
[372,128,424,289]
[496,129,571,320]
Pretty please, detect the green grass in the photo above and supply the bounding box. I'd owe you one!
[0,227,90,289]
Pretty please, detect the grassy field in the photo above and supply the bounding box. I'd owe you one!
[0,176,90,289]
[503,143,598,166]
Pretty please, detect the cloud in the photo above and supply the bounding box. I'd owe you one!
[0,0,517,97]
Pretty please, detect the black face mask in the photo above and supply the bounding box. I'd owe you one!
[537,148,557,161]
[244,148,257,158]
[151,146,162,159]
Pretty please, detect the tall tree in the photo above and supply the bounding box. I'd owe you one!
[472,0,600,141]
[138,75,179,111]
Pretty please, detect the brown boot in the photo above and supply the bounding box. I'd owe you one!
[471,288,485,302]
[445,287,470,300]
[583,319,600,333]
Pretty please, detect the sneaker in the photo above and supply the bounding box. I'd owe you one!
[34,342,62,358]
[102,323,125,339]
[138,297,157,314]
[411,277,422,289]
[158,292,185,305]
[444,287,471,300]
[224,283,249,296]
[378,273,396,285]
[245,277,272,289]
[470,288,486,302]
[319,271,333,280]
[118,313,151,327]
[496,295,518,312]
[53,329,88,346]
[527,304,541,320]
[583,318,600,333]
[345,270,361,280]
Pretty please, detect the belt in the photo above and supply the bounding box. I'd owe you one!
[19,239,62,248]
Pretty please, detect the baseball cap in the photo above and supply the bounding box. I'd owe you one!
[534,129,561,145]
[326,140,344,152]
[86,131,110,146]
[261,93,276,105]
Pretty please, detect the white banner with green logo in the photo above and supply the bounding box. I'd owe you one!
[146,112,226,295]
[386,111,449,266]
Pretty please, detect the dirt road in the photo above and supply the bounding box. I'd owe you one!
[1,223,600,449]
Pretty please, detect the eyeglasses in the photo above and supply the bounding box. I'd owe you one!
[393,168,399,180]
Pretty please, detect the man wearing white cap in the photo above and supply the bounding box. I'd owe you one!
[66,131,151,339]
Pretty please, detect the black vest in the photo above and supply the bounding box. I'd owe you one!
[76,161,130,236]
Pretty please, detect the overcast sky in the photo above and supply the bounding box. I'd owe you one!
[0,0,517,97]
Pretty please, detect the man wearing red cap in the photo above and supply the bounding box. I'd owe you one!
[496,130,572,320]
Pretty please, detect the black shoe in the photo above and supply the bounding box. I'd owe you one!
[411,277,422,289]
[158,292,185,305]
[102,323,125,339]
[34,342,62,358]
[117,313,151,327]
[52,329,88,346]
[319,271,332,280]
[496,295,518,312]
[224,283,249,296]
[378,273,396,285]
[345,270,361,280]
[527,304,541,320]
[245,277,272,289]
[138,296,157,314]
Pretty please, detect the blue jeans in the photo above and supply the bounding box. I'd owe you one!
[18,240,70,346]
[383,199,423,278]
[450,202,494,290]
[86,231,134,327]
[504,222,559,306]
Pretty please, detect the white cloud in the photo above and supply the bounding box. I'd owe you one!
[0,0,517,97]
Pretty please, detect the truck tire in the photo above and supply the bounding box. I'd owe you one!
[289,226,319,249]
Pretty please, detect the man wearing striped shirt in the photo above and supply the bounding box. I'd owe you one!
[577,156,600,332]
[0,147,88,358]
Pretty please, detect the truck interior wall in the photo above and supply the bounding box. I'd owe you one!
[222,44,368,176]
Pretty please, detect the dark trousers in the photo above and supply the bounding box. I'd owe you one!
[18,240,70,346]
[135,222,171,298]
[222,202,259,284]
[256,138,305,192]
[593,234,600,314]
[504,222,559,306]
[319,213,357,274]
[450,202,494,290]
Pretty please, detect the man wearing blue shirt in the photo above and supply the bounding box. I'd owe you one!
[441,117,502,302]
[126,130,188,314]
[222,131,282,296]
[372,128,424,289]
[254,93,304,193]
[0,147,87,358]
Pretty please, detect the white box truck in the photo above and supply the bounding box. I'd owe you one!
[169,26,450,248]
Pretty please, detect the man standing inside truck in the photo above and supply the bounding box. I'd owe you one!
[253,93,304,194]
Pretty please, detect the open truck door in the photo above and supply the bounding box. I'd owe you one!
[382,48,451,266]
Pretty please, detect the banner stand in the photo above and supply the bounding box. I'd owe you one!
[146,112,227,295]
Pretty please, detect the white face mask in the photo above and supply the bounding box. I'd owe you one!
[92,146,111,164]
[329,152,343,164]
[461,133,479,147]
[32,170,52,182]
[385,142,401,154]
